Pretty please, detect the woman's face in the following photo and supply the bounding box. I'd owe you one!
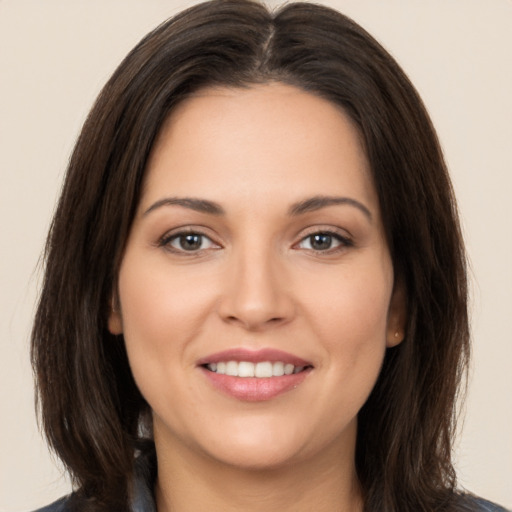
[109,83,404,470]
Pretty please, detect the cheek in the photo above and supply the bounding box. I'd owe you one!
[116,254,219,422]
[300,258,392,396]
[118,254,216,346]
[116,254,220,402]
[317,290,389,381]
[303,262,393,346]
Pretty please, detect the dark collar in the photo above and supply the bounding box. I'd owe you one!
[131,444,157,512]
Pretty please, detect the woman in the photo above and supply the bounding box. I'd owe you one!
[30,1,508,511]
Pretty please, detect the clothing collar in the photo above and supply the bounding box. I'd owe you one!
[131,445,157,512]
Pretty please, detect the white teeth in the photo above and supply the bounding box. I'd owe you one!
[206,360,306,378]
[255,361,273,378]
[225,361,238,376]
[238,361,255,377]
[272,361,284,376]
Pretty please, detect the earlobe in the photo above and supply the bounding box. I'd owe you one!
[386,280,406,347]
[107,297,123,335]
[387,329,404,347]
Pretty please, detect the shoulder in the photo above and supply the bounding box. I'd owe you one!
[29,445,157,512]
[30,496,72,512]
[473,498,510,512]
[462,495,510,512]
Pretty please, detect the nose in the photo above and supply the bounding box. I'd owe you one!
[217,246,295,331]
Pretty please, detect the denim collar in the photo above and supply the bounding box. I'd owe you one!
[127,444,510,512]
[131,445,157,512]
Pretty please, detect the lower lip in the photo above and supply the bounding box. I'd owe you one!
[200,367,311,402]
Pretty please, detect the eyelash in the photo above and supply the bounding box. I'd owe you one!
[158,229,220,254]
[157,228,353,255]
[295,230,353,254]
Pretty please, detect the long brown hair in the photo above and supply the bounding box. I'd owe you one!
[31,1,470,510]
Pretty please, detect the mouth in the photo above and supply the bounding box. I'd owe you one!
[197,348,313,401]
[203,361,309,377]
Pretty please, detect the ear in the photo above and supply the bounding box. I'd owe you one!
[386,279,406,347]
[107,295,123,335]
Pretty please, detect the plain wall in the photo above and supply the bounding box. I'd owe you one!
[1,1,511,510]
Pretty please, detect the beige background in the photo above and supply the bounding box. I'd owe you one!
[1,1,511,510]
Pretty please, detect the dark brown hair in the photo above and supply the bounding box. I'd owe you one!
[32,1,470,510]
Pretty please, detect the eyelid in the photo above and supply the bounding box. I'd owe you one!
[157,226,222,254]
[293,227,354,252]
[155,225,353,255]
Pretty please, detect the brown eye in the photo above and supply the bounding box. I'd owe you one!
[161,232,218,253]
[297,232,351,252]
[175,234,204,251]
[309,233,334,250]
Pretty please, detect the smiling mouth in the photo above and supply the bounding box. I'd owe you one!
[203,361,311,378]
[199,350,313,401]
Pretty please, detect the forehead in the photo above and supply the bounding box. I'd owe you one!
[142,83,377,214]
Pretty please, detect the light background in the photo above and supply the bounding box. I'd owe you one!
[1,1,511,510]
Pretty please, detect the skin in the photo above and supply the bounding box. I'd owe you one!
[109,83,405,512]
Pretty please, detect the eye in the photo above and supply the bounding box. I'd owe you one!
[160,231,219,253]
[296,231,351,252]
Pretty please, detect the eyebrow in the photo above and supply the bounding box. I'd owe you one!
[288,195,372,221]
[143,195,372,220]
[143,197,225,216]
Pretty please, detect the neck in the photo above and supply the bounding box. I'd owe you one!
[154,426,363,512]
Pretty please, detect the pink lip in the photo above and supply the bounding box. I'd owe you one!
[197,348,313,402]
[196,348,311,366]
[200,367,312,402]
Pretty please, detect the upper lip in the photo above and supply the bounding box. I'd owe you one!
[196,348,312,367]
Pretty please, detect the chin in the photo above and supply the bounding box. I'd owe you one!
[192,414,353,473]
[157,413,314,472]
[203,440,306,472]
